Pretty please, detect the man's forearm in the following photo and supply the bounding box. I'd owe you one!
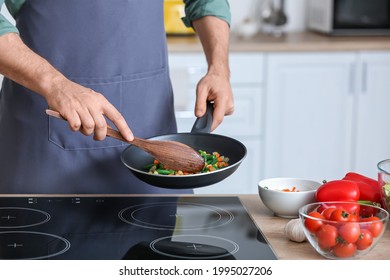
[192,16,230,79]
[0,32,133,141]
[191,16,233,130]
[0,32,65,99]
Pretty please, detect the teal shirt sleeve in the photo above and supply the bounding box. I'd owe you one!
[0,1,19,36]
[182,0,231,28]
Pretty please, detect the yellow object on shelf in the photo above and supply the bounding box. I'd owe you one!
[164,0,195,35]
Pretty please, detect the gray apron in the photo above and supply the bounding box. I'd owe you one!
[0,0,191,194]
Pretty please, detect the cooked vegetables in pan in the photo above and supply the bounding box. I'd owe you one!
[145,150,230,175]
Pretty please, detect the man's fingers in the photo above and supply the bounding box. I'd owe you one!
[104,105,134,141]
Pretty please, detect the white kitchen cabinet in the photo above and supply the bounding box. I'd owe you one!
[264,52,357,182]
[354,52,390,178]
[168,53,264,194]
[264,51,390,182]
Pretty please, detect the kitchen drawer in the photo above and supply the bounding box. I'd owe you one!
[168,53,264,85]
[175,86,263,137]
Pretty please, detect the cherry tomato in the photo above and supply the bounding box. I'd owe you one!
[304,212,325,233]
[339,222,361,243]
[319,202,360,216]
[341,203,360,216]
[321,207,336,220]
[348,213,359,222]
[332,242,357,258]
[356,229,374,250]
[316,224,338,249]
[329,208,350,222]
[360,216,384,237]
[316,180,360,202]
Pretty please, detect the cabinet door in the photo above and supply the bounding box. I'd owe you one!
[354,52,390,178]
[169,53,264,194]
[264,53,357,182]
[193,138,261,194]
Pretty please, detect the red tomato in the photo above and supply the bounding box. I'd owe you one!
[316,224,338,249]
[341,203,360,216]
[319,202,360,216]
[332,242,357,258]
[304,212,325,233]
[348,213,359,222]
[360,216,384,238]
[321,207,336,220]
[339,222,361,243]
[356,229,374,250]
[329,208,350,222]
[315,180,360,202]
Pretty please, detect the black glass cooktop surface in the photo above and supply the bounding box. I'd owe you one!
[0,196,277,260]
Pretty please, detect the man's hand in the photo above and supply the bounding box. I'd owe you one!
[195,71,234,131]
[45,77,133,141]
[0,33,133,141]
[192,16,233,131]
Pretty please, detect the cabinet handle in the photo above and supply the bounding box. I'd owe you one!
[361,62,367,94]
[349,63,356,94]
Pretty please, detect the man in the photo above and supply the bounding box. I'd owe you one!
[0,0,233,194]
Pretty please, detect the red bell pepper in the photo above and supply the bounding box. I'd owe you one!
[316,174,383,217]
[315,180,361,215]
[342,172,382,205]
[343,172,378,189]
[316,180,360,202]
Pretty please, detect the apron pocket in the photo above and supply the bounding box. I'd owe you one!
[48,76,123,150]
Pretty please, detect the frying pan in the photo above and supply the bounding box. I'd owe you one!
[121,103,247,189]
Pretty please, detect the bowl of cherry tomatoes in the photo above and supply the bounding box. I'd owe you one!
[299,201,389,259]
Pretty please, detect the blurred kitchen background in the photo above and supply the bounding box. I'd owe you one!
[230,0,306,34]
[1,0,390,194]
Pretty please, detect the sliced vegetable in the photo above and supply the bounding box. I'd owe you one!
[144,150,229,175]
[382,182,390,210]
[282,186,299,192]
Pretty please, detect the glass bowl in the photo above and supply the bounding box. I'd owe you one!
[378,159,390,211]
[299,201,389,259]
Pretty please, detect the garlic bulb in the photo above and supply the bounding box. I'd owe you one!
[284,218,307,243]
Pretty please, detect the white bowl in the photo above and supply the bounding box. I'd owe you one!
[258,177,321,218]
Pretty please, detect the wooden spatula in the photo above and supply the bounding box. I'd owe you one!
[45,109,205,173]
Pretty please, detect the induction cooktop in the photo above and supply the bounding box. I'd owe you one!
[0,196,278,260]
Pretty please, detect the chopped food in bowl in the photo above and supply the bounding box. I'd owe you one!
[258,178,321,218]
[378,159,390,211]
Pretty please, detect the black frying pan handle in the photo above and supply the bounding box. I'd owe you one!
[191,102,214,133]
